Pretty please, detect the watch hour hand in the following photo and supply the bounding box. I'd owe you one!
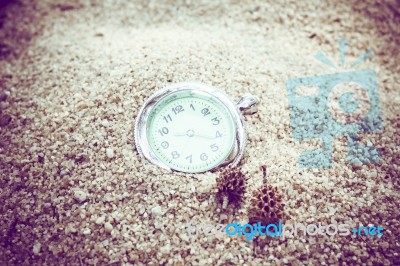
[174,129,195,138]
[174,133,187,137]
[174,129,214,140]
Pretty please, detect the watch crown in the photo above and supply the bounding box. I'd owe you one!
[237,94,260,115]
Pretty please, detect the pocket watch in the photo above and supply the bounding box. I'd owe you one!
[134,82,259,173]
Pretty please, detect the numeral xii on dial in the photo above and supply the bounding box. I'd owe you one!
[172,105,184,115]
[164,105,185,123]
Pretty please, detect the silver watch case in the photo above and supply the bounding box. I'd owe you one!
[134,82,255,173]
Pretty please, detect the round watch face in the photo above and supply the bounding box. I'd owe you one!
[135,82,247,174]
[146,90,236,172]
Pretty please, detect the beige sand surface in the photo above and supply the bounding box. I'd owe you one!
[0,0,399,265]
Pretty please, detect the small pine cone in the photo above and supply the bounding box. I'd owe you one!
[215,170,247,208]
[248,183,284,226]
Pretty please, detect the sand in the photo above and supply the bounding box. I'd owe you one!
[0,0,399,265]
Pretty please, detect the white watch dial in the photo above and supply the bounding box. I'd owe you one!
[147,91,236,172]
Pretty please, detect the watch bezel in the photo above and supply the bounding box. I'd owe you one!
[134,82,246,173]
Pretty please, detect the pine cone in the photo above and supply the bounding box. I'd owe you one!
[248,183,284,225]
[215,170,247,208]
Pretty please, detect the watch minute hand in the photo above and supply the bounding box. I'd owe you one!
[194,133,215,140]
